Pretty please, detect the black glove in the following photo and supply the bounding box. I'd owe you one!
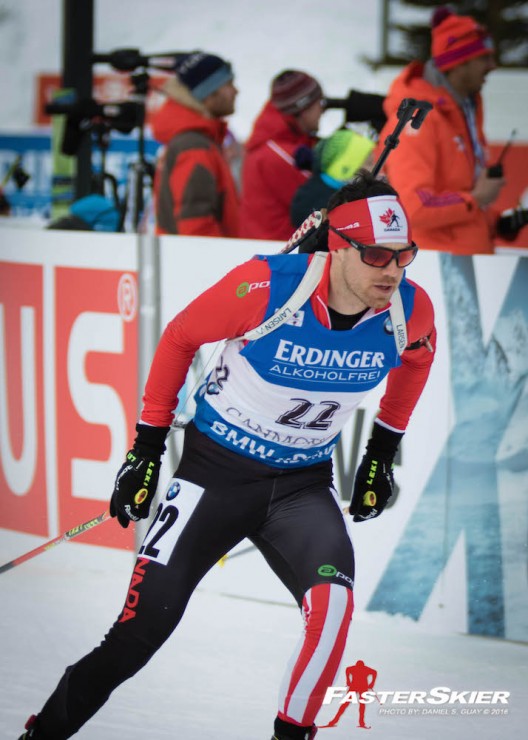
[497,207,528,241]
[349,423,403,522]
[298,220,329,254]
[110,423,170,528]
[294,144,315,171]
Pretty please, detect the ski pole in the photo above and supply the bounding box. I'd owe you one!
[280,209,324,255]
[371,97,432,178]
[0,510,111,575]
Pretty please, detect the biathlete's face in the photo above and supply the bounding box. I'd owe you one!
[331,242,412,312]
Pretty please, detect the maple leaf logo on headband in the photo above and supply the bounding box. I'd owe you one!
[379,208,401,229]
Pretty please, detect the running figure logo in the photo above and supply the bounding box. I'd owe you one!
[379,208,401,229]
[319,660,378,730]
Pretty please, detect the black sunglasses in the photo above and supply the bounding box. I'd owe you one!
[328,226,419,268]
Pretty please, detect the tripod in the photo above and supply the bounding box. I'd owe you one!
[91,122,120,209]
[119,70,155,233]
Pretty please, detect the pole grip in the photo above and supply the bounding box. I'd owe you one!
[371,98,432,177]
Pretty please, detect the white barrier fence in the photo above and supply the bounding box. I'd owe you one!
[1,228,527,641]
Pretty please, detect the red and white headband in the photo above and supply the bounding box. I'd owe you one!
[327,195,412,251]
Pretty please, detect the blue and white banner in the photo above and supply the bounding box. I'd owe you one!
[0,130,160,219]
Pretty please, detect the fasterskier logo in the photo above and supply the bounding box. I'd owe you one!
[320,671,511,729]
[319,659,379,730]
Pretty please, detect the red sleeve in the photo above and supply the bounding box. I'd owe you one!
[140,258,272,426]
[377,282,436,432]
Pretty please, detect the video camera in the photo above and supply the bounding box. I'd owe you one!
[91,47,183,73]
[44,48,186,157]
[324,89,387,133]
[45,97,145,155]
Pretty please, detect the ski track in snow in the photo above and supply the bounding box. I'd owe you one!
[0,532,526,740]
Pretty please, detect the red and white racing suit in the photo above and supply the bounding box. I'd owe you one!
[34,253,435,737]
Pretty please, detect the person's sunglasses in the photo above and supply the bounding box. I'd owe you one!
[328,226,419,268]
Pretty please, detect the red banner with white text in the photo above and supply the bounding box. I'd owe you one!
[0,231,138,549]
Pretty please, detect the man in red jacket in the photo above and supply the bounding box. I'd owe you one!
[151,50,240,237]
[240,70,324,241]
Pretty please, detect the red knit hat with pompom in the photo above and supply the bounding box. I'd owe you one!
[431,6,494,72]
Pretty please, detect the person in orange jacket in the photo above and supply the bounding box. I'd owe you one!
[240,70,324,241]
[377,7,523,255]
[151,51,239,237]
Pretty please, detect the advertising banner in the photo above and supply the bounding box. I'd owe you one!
[1,230,526,640]
[0,131,160,219]
[35,72,170,127]
[0,229,138,549]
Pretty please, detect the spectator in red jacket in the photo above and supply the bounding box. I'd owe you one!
[151,51,240,237]
[240,69,324,241]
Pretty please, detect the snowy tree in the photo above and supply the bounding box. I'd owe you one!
[370,0,528,68]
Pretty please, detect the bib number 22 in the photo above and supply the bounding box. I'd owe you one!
[138,478,205,565]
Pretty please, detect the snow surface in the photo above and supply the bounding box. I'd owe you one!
[1,529,526,740]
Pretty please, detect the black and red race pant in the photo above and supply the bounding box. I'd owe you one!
[35,423,355,738]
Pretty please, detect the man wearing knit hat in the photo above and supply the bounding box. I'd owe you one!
[376,7,523,254]
[240,69,324,241]
[150,50,239,237]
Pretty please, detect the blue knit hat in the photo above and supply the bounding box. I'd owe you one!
[175,51,234,101]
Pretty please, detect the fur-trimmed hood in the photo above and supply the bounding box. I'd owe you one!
[149,78,227,145]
